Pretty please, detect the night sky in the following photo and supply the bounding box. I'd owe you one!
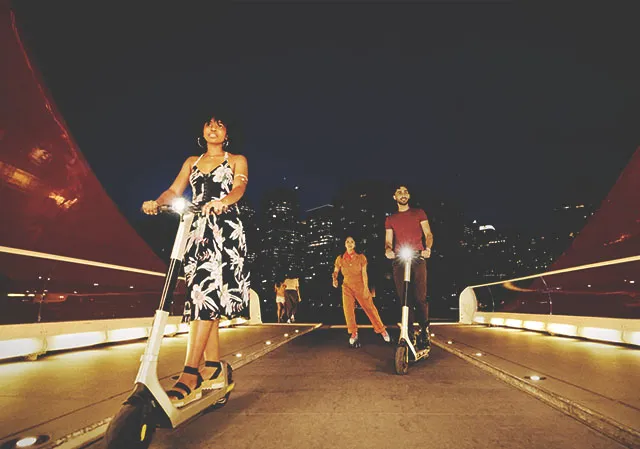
[12,2,640,231]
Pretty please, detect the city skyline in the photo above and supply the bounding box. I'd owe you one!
[135,179,594,323]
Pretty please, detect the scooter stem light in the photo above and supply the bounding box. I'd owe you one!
[399,246,414,262]
[171,197,188,214]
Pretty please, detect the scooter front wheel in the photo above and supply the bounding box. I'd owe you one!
[394,343,409,375]
[104,402,155,449]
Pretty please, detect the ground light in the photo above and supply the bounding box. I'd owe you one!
[524,375,546,381]
[1,435,50,449]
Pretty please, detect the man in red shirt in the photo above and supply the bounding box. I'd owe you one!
[384,185,434,348]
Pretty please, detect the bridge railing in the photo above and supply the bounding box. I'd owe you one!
[0,246,258,361]
[459,255,640,347]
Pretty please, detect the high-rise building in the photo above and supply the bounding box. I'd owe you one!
[303,204,338,284]
[301,204,341,312]
[466,223,511,283]
[237,198,258,273]
[256,187,304,288]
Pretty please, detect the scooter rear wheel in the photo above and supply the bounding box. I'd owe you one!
[394,343,409,375]
[104,402,155,449]
[214,392,231,408]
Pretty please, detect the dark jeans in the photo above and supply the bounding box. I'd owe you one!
[284,290,299,319]
[392,258,429,334]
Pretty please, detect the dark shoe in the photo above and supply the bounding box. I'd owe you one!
[167,366,203,408]
[418,326,431,350]
[411,328,419,346]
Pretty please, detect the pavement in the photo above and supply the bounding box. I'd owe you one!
[1,323,638,449]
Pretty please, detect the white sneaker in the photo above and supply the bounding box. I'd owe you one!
[349,333,358,345]
[290,315,295,323]
[381,331,391,343]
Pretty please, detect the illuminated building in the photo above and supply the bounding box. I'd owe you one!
[256,187,304,287]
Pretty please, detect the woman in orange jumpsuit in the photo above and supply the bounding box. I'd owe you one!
[333,236,390,347]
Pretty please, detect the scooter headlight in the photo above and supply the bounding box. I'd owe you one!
[171,197,188,214]
[399,246,414,262]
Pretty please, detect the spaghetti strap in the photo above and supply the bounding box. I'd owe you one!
[193,154,205,167]
[224,152,229,161]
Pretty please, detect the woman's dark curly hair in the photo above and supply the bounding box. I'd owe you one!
[197,105,243,151]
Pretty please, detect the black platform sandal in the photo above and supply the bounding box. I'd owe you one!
[201,361,226,390]
[167,366,203,408]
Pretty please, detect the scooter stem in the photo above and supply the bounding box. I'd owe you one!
[399,256,418,358]
[134,210,194,409]
[403,256,411,282]
[158,211,194,312]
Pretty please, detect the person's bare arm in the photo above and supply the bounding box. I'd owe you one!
[385,229,395,259]
[142,157,195,215]
[420,220,434,258]
[223,154,249,207]
[295,278,302,302]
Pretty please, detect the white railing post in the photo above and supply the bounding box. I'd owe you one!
[459,287,477,324]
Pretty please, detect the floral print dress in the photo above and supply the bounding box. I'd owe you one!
[183,152,250,321]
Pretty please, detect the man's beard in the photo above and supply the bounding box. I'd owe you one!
[396,198,409,206]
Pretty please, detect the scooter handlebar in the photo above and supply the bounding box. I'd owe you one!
[156,202,198,215]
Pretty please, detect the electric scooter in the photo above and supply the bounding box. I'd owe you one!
[104,199,234,449]
[394,247,430,375]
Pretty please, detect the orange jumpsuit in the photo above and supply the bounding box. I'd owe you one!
[334,252,386,335]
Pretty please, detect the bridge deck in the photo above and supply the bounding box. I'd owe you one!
[1,324,637,448]
[431,323,640,435]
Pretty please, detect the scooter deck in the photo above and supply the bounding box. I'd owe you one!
[203,381,235,399]
[410,347,431,362]
[161,381,235,428]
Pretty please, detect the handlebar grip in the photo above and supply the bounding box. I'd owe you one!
[157,205,175,213]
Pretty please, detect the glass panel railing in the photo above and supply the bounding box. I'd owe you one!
[476,279,552,315]
[542,261,640,319]
[0,249,187,325]
[468,257,640,319]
